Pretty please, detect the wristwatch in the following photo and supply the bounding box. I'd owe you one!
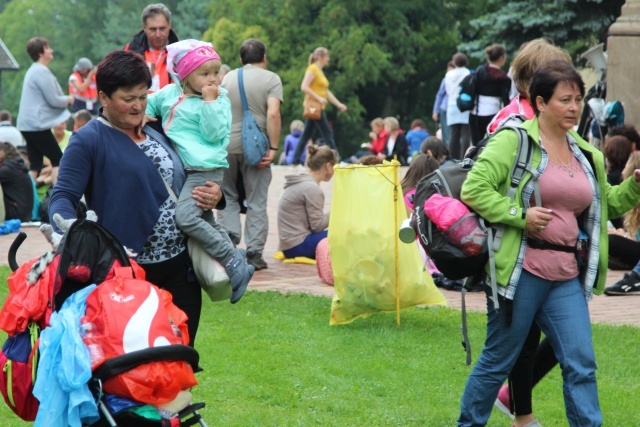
[269,145,278,151]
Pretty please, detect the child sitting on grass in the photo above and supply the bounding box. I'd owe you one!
[146,39,253,304]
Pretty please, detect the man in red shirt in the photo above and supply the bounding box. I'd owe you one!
[125,3,178,93]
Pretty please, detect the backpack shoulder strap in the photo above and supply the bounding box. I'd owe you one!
[491,126,540,253]
[506,126,541,206]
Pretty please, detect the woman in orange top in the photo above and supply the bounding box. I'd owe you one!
[292,47,347,164]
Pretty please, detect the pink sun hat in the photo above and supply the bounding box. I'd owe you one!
[166,39,221,81]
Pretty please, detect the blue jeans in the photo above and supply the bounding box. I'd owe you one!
[458,270,601,427]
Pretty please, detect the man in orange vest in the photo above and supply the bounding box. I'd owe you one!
[68,57,98,115]
[125,3,178,93]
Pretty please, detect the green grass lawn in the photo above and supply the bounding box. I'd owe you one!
[0,266,638,426]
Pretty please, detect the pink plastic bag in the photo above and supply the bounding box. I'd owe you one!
[445,214,487,256]
[423,194,470,232]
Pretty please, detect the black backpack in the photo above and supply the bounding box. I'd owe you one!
[412,124,539,363]
[413,125,536,278]
[456,70,478,112]
[413,160,488,281]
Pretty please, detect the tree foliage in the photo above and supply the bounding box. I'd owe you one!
[458,0,624,61]
[204,0,490,150]
[0,0,621,152]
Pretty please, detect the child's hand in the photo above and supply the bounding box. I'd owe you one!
[202,83,220,102]
[137,114,157,137]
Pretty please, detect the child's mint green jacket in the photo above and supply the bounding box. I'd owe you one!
[147,83,231,170]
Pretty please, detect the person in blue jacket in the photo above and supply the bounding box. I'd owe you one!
[283,119,307,165]
[405,119,430,160]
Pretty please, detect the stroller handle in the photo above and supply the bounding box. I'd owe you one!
[8,231,27,272]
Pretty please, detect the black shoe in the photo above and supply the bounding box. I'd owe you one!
[605,271,640,296]
[247,251,268,270]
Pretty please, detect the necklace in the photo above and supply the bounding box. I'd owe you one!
[539,129,573,177]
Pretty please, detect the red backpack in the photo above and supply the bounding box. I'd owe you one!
[84,267,197,405]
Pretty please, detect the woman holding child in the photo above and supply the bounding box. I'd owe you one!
[457,60,640,427]
[49,50,223,346]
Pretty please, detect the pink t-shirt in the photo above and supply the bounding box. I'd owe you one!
[523,155,593,280]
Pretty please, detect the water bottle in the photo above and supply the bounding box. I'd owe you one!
[79,316,105,368]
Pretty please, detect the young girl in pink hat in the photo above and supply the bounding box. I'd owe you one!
[146,39,254,304]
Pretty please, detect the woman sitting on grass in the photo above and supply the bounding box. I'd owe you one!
[277,145,338,259]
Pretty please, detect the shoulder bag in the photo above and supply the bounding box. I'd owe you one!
[303,97,322,120]
[239,67,269,166]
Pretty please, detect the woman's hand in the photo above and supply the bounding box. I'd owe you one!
[634,169,640,183]
[337,102,347,112]
[193,181,222,211]
[317,96,328,106]
[525,206,553,233]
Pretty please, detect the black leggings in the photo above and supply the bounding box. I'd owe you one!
[609,233,640,267]
[140,250,202,347]
[469,114,494,146]
[448,123,470,160]
[508,325,558,416]
[21,129,63,172]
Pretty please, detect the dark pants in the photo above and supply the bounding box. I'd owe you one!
[21,130,63,171]
[439,109,450,146]
[140,250,202,347]
[283,231,328,259]
[609,233,640,269]
[469,114,494,146]
[292,111,337,164]
[448,123,470,160]
[508,327,558,415]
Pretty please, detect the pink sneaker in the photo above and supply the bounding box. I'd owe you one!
[494,384,515,420]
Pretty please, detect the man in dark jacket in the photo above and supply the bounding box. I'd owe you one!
[125,3,178,93]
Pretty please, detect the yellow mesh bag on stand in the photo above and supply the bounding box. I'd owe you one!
[329,161,446,325]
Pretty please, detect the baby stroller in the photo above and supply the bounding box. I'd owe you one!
[3,210,208,427]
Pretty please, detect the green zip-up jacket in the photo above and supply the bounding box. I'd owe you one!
[461,117,640,298]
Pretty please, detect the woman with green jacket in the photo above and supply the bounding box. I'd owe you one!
[457,61,640,427]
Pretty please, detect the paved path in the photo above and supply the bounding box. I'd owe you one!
[2,166,638,327]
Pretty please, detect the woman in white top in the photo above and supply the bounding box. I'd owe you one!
[444,52,471,160]
[469,44,512,145]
